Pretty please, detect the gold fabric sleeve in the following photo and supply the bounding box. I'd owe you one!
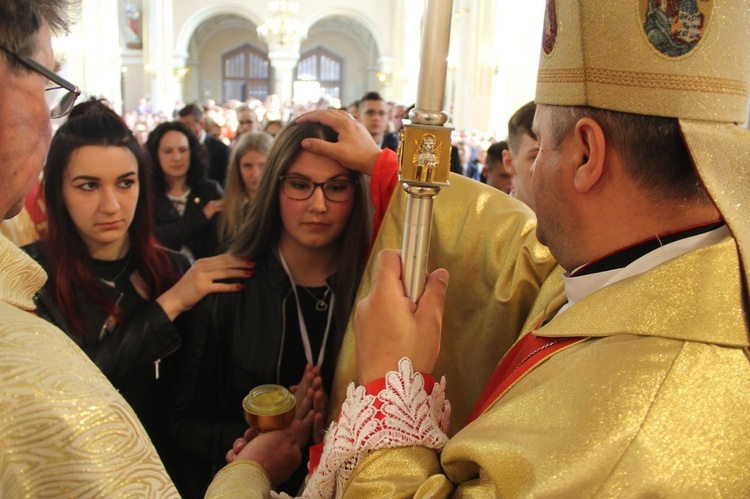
[331,173,559,431]
[0,208,40,248]
[345,447,453,498]
[0,235,178,497]
[205,460,272,499]
[342,236,750,496]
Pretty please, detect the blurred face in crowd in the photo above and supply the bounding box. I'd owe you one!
[178,114,203,139]
[62,146,139,259]
[206,121,222,140]
[483,159,514,194]
[457,142,473,165]
[240,149,266,201]
[359,99,388,138]
[1,19,55,219]
[346,103,360,121]
[158,130,191,185]
[237,110,256,136]
[504,132,539,210]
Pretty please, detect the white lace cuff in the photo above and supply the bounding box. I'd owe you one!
[303,357,450,498]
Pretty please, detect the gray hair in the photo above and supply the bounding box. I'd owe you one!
[0,0,78,67]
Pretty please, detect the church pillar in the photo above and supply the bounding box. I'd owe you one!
[450,0,496,131]
[143,0,175,113]
[375,55,394,97]
[391,0,429,107]
[83,0,123,111]
[267,44,301,105]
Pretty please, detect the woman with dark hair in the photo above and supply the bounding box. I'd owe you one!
[170,117,372,494]
[147,121,223,259]
[23,100,254,498]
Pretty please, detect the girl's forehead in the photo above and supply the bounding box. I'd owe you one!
[285,151,348,179]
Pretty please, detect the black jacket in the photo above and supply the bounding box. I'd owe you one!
[169,251,341,460]
[22,241,200,496]
[152,178,223,259]
[382,132,400,152]
[205,136,230,187]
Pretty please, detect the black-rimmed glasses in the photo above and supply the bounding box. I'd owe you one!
[280,176,357,202]
[1,45,80,118]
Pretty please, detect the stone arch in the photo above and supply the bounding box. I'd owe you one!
[300,11,387,105]
[175,6,264,59]
[176,6,268,103]
[302,8,386,57]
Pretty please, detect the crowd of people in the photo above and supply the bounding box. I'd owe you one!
[1,0,749,497]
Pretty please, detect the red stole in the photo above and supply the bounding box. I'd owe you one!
[465,324,587,425]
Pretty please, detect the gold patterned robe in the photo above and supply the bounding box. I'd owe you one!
[331,171,559,432]
[207,173,750,497]
[0,234,178,497]
[343,233,750,496]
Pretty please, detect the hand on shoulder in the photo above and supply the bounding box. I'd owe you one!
[156,254,255,320]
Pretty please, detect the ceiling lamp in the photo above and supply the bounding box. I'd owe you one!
[257,1,307,47]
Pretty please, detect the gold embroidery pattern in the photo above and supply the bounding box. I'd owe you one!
[539,67,748,95]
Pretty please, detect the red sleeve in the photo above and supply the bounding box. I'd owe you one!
[363,372,438,411]
[370,148,400,239]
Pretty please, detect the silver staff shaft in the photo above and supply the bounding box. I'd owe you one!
[396,0,454,302]
[401,185,440,302]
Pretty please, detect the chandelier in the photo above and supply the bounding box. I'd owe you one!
[257,1,307,47]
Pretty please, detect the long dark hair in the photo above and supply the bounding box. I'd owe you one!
[43,99,179,334]
[229,118,372,341]
[145,121,208,194]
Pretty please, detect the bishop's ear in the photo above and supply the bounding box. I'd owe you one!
[572,117,606,194]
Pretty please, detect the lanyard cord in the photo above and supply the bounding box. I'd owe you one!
[277,250,335,368]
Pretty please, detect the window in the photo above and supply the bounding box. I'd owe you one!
[222,44,272,101]
[295,47,343,100]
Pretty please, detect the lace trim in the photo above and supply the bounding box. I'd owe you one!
[302,357,450,498]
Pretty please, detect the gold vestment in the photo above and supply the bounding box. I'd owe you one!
[208,176,750,497]
[344,233,750,496]
[0,234,178,497]
[331,173,559,431]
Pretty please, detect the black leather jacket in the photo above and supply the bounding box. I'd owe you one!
[169,251,341,462]
[22,241,195,492]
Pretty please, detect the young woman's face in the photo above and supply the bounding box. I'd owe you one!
[239,149,267,200]
[157,130,191,183]
[62,145,139,259]
[278,150,355,253]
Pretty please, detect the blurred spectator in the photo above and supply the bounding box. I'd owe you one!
[178,103,231,186]
[483,140,514,194]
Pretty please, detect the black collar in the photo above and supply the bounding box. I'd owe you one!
[572,220,725,277]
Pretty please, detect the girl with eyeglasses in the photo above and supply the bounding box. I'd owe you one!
[169,117,372,495]
[22,100,253,498]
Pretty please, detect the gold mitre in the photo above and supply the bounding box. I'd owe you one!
[535,0,750,288]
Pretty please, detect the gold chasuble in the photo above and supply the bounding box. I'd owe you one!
[343,236,750,497]
[330,173,559,433]
[0,234,178,497]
